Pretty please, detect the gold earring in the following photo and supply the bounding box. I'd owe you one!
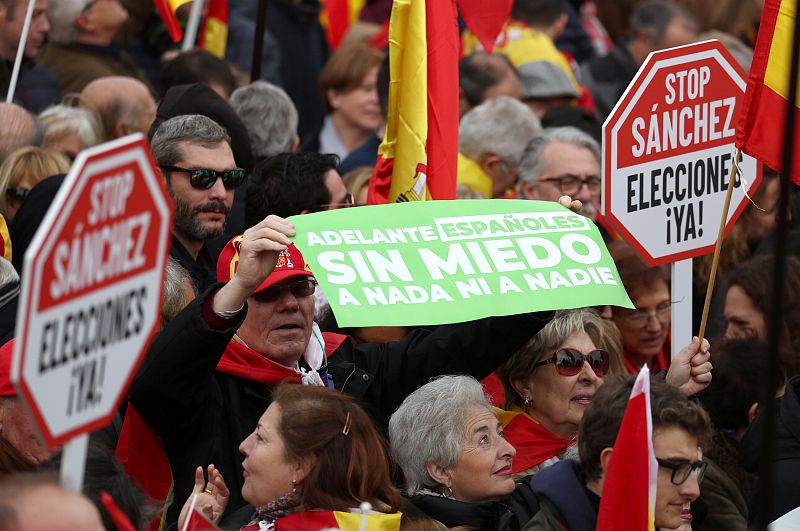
[523,395,531,406]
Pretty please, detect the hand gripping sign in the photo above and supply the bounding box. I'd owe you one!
[602,40,761,266]
[11,134,173,447]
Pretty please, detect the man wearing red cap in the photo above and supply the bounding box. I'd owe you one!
[0,339,52,467]
[128,212,562,524]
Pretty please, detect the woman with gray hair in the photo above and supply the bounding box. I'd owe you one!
[497,308,711,478]
[389,375,538,530]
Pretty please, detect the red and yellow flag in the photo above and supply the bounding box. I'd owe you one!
[154,0,189,42]
[366,0,459,204]
[274,510,401,530]
[320,0,366,50]
[596,366,657,531]
[736,0,800,181]
[199,0,228,58]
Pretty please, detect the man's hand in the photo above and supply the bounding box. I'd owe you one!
[213,215,295,313]
[666,337,713,396]
[558,195,583,213]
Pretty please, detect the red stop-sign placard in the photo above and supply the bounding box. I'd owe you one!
[602,40,761,266]
[12,134,173,447]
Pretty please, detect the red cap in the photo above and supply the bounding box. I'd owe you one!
[0,338,16,397]
[217,236,314,294]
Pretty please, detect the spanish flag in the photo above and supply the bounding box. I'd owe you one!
[199,0,229,58]
[366,0,459,204]
[320,0,366,50]
[273,510,402,530]
[154,0,191,43]
[736,0,800,181]
[596,366,658,531]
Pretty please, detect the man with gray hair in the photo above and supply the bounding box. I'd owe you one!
[458,96,542,198]
[0,102,40,163]
[38,0,149,96]
[517,126,601,223]
[229,81,299,160]
[517,126,601,220]
[151,114,245,292]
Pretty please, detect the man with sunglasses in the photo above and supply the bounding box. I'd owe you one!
[151,114,247,292]
[128,200,584,525]
[525,378,711,530]
[517,127,601,223]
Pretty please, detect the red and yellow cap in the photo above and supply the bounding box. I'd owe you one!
[216,235,314,295]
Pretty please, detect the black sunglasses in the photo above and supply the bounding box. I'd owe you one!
[160,165,246,190]
[656,458,707,485]
[252,278,317,303]
[534,348,609,377]
[5,187,30,201]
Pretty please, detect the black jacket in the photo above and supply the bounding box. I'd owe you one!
[128,284,553,525]
[741,375,800,525]
[403,483,540,531]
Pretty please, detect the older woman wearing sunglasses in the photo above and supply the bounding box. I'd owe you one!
[497,309,711,478]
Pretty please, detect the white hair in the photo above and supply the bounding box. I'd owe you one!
[388,375,491,495]
[459,96,542,165]
[39,105,102,150]
[229,81,298,159]
[47,0,93,44]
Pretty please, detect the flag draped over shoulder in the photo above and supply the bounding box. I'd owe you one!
[596,366,658,531]
[736,0,800,182]
[199,0,229,58]
[367,0,459,204]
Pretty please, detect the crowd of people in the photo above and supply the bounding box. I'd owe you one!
[0,0,799,530]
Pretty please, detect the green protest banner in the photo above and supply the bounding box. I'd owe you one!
[289,200,633,327]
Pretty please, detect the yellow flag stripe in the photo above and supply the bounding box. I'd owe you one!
[765,0,800,103]
[167,0,192,13]
[380,0,430,202]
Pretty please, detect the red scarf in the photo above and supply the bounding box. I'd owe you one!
[623,333,671,375]
[215,332,348,384]
[216,338,304,385]
[495,407,573,474]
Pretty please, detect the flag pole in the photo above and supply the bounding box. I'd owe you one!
[250,0,268,82]
[697,149,741,342]
[5,0,36,103]
[753,5,800,529]
[181,0,206,52]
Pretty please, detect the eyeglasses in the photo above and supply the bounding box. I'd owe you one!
[539,174,601,196]
[160,165,246,190]
[656,458,707,485]
[320,192,355,210]
[252,278,317,303]
[618,303,671,327]
[5,187,29,201]
[534,348,609,377]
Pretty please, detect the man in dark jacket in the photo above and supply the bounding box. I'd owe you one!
[128,214,557,525]
[741,375,800,526]
[0,0,58,112]
[580,0,697,121]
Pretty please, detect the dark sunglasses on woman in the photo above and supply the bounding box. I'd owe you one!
[534,348,609,377]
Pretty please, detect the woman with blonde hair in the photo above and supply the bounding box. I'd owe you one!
[0,146,70,219]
